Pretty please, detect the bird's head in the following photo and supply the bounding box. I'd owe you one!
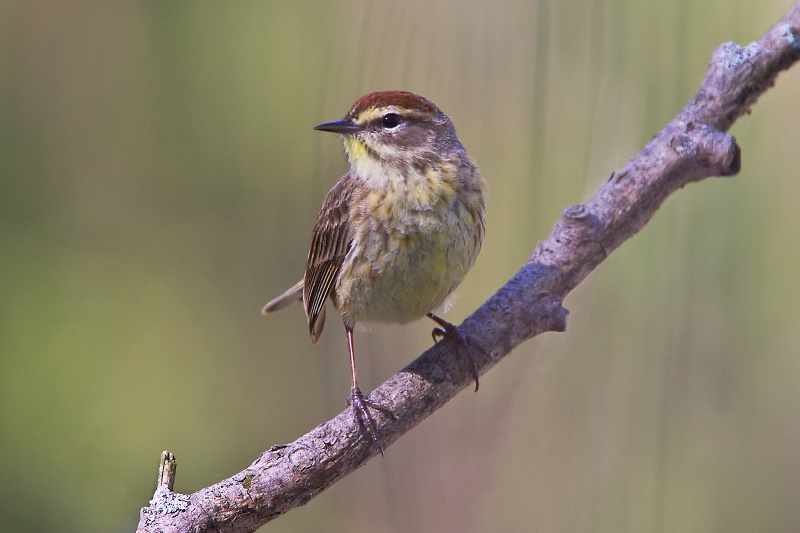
[314,91,464,171]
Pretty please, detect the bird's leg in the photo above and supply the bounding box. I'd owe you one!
[345,326,395,455]
[426,313,485,392]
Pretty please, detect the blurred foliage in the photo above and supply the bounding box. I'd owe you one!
[1,1,799,532]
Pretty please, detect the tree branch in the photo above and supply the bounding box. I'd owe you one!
[138,4,800,532]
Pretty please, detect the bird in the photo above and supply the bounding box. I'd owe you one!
[263,91,487,452]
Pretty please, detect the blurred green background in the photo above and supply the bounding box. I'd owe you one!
[2,1,799,532]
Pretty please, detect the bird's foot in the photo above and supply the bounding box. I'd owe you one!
[427,313,486,392]
[347,386,395,455]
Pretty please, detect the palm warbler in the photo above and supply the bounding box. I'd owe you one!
[263,91,487,451]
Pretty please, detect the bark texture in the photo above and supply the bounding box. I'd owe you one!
[138,5,800,532]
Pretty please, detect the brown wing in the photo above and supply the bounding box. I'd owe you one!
[303,174,355,342]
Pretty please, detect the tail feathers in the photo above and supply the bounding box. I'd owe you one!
[261,280,303,315]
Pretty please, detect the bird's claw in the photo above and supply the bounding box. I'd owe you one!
[347,386,395,455]
[426,314,485,392]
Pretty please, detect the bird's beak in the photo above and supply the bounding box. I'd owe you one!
[314,118,361,135]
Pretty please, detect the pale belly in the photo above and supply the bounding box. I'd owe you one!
[335,217,477,327]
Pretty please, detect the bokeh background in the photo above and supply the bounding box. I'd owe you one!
[2,1,799,532]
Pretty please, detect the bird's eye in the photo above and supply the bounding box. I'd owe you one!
[381,113,403,129]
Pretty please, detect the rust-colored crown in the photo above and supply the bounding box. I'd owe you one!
[346,91,438,118]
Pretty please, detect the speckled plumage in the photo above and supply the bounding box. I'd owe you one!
[266,91,486,339]
[263,91,486,451]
